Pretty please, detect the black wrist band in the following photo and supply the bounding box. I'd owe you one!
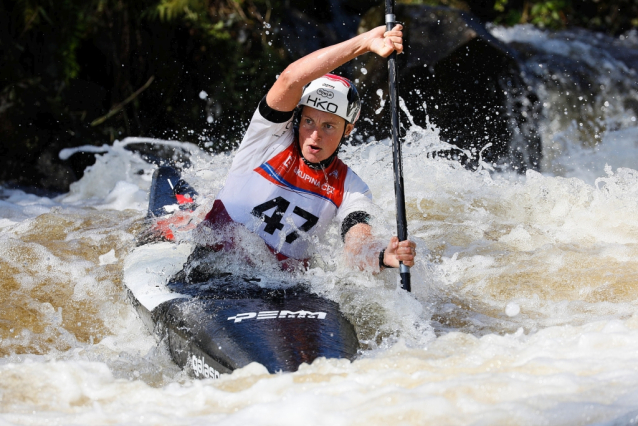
[379,249,395,269]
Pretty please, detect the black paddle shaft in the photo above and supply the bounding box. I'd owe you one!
[385,0,411,292]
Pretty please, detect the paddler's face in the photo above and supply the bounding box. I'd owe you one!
[299,106,354,163]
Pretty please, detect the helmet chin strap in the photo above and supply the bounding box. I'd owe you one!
[295,121,349,171]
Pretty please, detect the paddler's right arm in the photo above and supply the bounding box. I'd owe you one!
[338,175,417,273]
[265,24,404,113]
[344,223,417,273]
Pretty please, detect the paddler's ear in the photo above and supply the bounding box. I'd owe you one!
[344,122,355,137]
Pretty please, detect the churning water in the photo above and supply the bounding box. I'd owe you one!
[2,25,638,425]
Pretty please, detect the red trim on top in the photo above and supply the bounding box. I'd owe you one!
[324,73,352,89]
[254,141,348,207]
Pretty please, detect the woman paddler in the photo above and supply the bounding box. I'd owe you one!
[198,24,417,273]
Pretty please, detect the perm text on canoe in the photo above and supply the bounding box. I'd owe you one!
[228,310,328,323]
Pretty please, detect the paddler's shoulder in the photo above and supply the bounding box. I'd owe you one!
[327,157,369,188]
[337,162,370,194]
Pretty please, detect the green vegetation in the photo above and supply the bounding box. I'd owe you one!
[491,0,638,32]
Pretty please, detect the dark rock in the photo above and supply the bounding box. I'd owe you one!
[499,28,638,154]
[280,0,379,61]
[352,5,542,172]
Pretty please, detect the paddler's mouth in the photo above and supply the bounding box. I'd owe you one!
[299,137,336,163]
[308,144,321,154]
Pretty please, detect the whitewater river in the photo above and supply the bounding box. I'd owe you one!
[2,26,638,425]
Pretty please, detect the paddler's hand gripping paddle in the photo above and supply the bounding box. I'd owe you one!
[385,0,411,292]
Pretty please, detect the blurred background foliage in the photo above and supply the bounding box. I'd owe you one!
[0,0,636,191]
[0,0,286,190]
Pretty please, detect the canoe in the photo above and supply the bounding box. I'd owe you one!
[123,166,359,378]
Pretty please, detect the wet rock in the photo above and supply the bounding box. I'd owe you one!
[495,27,638,171]
[353,5,542,172]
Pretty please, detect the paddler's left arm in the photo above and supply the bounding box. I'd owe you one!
[344,223,417,272]
[266,24,404,112]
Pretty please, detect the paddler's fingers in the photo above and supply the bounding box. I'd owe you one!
[386,238,416,254]
[383,237,416,268]
[384,24,404,54]
[402,240,417,250]
[397,240,416,253]
[367,25,403,57]
[384,38,403,55]
[383,24,403,39]
[395,240,416,266]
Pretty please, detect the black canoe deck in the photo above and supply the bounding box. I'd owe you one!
[125,166,359,378]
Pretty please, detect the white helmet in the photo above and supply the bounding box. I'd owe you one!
[299,74,361,124]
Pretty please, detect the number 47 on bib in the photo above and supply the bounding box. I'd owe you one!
[251,197,318,244]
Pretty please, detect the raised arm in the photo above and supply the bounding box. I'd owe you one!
[266,25,403,112]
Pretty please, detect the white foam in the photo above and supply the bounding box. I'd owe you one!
[0,188,57,225]
[505,302,520,317]
[98,249,118,265]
